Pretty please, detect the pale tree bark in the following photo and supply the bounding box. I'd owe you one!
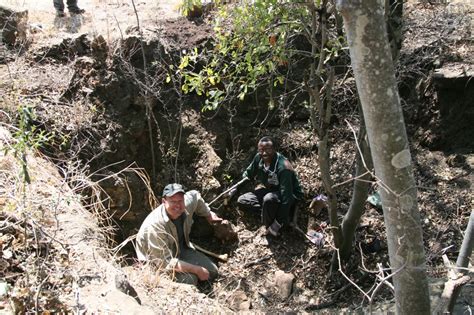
[337,1,430,314]
[435,210,473,315]
[307,0,343,249]
[456,210,473,274]
[339,110,373,261]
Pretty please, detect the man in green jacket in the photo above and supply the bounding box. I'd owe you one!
[136,183,224,285]
[237,137,304,236]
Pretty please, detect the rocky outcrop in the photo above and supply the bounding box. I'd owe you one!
[432,63,474,151]
[0,5,28,46]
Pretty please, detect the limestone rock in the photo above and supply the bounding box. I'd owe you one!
[274,270,295,299]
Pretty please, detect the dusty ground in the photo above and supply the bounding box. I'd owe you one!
[0,0,473,313]
[0,0,181,42]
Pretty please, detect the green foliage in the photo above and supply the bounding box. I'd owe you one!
[5,104,54,184]
[177,0,310,111]
[222,173,233,184]
[178,0,203,17]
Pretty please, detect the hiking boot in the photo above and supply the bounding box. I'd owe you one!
[267,220,281,237]
[69,8,85,14]
[56,10,66,18]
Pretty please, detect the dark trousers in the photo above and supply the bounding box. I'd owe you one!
[237,188,291,227]
[53,0,80,12]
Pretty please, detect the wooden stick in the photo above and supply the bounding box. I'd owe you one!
[194,244,228,262]
[244,255,271,268]
[208,177,248,206]
[292,224,316,243]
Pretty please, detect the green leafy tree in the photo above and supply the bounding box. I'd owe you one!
[177,0,374,267]
[178,0,308,111]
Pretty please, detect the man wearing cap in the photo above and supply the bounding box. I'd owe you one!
[136,183,224,285]
[237,136,304,236]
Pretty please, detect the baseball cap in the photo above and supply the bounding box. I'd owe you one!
[162,183,185,197]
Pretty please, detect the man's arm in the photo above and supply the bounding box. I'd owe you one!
[206,211,224,224]
[140,227,181,270]
[189,190,226,224]
[189,190,212,217]
[174,260,210,281]
[278,168,295,208]
[242,154,259,180]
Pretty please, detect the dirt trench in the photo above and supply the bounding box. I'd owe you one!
[54,29,472,314]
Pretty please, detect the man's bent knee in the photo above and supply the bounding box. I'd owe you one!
[263,192,279,204]
[236,194,246,205]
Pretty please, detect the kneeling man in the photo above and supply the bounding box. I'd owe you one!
[136,183,223,285]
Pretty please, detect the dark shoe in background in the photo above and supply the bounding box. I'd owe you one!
[69,8,85,14]
[267,220,281,237]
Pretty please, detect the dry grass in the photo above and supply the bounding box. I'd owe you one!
[0,122,175,312]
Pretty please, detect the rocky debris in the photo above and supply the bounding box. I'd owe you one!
[97,172,153,223]
[94,289,154,314]
[182,109,222,191]
[32,33,91,62]
[227,290,251,311]
[91,35,108,65]
[115,273,141,305]
[153,18,213,54]
[274,270,295,299]
[213,221,238,243]
[114,33,166,68]
[0,5,28,46]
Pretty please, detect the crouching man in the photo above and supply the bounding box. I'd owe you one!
[136,183,224,285]
[237,136,304,236]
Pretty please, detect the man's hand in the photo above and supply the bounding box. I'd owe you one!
[195,266,210,281]
[207,211,224,224]
[175,261,210,281]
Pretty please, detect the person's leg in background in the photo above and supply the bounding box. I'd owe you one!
[67,0,85,14]
[237,188,268,213]
[53,0,65,17]
[261,191,282,234]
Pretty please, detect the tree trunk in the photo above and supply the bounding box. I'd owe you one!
[385,0,403,62]
[307,0,343,249]
[339,114,373,261]
[456,210,473,274]
[337,1,431,314]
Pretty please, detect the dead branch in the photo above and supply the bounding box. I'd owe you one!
[434,254,473,313]
[436,274,472,314]
[243,255,272,268]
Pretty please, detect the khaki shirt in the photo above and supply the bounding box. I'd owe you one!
[136,190,211,270]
